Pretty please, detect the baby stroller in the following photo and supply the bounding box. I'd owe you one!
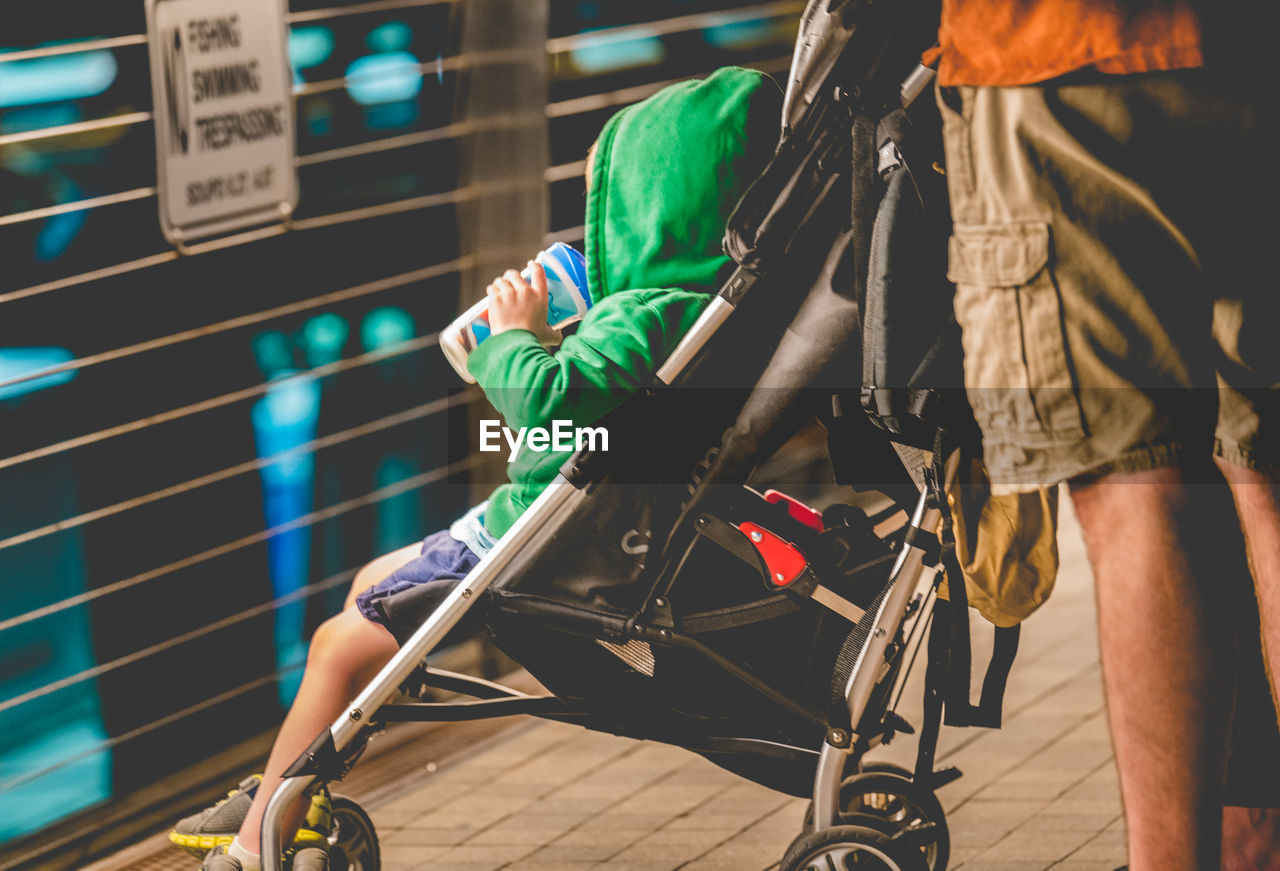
[259,2,1013,869]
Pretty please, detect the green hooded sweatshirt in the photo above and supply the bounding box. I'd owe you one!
[467,67,782,539]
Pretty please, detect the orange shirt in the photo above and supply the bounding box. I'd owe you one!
[931,1,1204,86]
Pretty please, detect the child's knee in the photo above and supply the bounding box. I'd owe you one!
[344,563,380,609]
[306,610,396,682]
[307,611,366,665]
[306,615,343,663]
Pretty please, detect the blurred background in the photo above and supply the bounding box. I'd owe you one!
[0,1,802,868]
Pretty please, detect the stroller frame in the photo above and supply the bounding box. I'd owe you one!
[258,292,961,869]
[260,3,975,862]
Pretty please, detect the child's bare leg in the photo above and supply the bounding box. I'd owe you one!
[237,608,399,857]
[234,545,420,861]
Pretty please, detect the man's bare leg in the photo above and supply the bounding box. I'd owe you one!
[1222,807,1280,871]
[1217,462,1280,871]
[1218,462,1280,697]
[1070,466,1234,871]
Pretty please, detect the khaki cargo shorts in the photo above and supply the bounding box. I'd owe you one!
[937,70,1278,492]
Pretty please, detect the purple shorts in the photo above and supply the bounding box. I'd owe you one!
[354,529,481,642]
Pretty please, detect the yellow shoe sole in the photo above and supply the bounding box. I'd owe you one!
[167,828,328,859]
[168,831,233,859]
[168,783,329,860]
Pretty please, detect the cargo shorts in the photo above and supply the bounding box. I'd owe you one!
[937,70,1278,491]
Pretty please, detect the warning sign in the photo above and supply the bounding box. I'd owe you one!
[146,0,297,243]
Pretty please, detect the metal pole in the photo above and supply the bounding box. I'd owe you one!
[810,451,958,829]
[456,0,549,504]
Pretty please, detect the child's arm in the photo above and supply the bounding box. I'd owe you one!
[469,266,708,433]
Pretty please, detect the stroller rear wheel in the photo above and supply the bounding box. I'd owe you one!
[803,770,948,871]
[835,772,948,871]
[327,796,380,871]
[780,824,929,871]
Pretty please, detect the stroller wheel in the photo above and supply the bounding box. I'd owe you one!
[803,762,915,827]
[780,824,928,871]
[859,762,913,779]
[833,772,948,871]
[327,796,380,871]
[803,771,948,871]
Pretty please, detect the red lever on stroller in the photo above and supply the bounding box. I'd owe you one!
[740,521,807,585]
[738,521,865,624]
[763,489,824,532]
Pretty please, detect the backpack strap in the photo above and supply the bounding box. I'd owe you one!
[926,429,1019,729]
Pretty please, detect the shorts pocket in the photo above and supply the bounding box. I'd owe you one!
[948,223,1084,441]
[936,85,975,199]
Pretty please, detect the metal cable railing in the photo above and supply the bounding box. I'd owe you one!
[0,253,473,394]
[0,452,479,721]
[0,584,339,795]
[545,0,804,54]
[0,1,804,851]
[548,51,793,118]
[0,0,798,659]
[285,0,458,25]
[0,387,483,637]
[0,390,472,554]
[0,335,448,474]
[0,112,154,149]
[0,49,784,308]
[0,0,456,63]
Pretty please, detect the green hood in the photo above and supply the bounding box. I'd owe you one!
[585,66,781,302]
[467,67,781,541]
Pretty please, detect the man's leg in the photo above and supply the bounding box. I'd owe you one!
[1218,464,1280,695]
[1216,471,1280,871]
[1070,466,1236,871]
[1217,463,1280,870]
[1222,807,1280,871]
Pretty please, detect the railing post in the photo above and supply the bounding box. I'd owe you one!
[455,0,550,502]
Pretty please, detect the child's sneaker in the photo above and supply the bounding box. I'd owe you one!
[199,845,243,870]
[288,846,329,871]
[196,842,329,871]
[170,774,332,858]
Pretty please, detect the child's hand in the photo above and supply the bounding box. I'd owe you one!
[486,262,562,344]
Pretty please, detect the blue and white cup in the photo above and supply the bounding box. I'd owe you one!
[441,242,592,383]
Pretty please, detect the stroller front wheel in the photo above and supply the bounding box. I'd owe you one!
[780,824,929,871]
[327,795,380,871]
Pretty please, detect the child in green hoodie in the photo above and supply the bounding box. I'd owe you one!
[178,67,781,871]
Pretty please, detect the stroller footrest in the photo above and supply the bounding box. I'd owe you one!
[402,666,534,701]
[378,696,577,722]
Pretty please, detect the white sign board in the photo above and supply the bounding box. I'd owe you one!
[146,0,297,244]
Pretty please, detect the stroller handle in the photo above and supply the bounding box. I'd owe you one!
[656,295,736,384]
